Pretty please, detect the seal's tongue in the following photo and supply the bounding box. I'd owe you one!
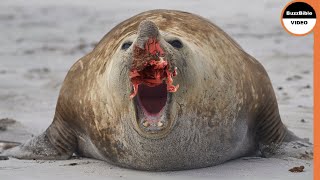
[129,21,179,99]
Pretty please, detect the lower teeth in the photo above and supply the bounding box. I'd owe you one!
[142,121,164,128]
[142,121,150,127]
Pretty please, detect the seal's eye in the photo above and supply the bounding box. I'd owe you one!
[121,42,132,50]
[168,40,183,49]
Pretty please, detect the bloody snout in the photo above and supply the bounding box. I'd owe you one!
[135,20,160,49]
[129,20,179,99]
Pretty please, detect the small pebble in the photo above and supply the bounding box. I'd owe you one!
[303,85,311,89]
[289,166,304,173]
[0,156,9,160]
[69,163,78,166]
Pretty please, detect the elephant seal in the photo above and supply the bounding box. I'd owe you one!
[2,10,300,171]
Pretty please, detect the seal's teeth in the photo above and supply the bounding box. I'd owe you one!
[143,121,150,127]
[157,121,164,127]
[173,67,178,76]
[129,84,139,99]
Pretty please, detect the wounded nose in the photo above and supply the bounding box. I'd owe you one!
[136,20,160,49]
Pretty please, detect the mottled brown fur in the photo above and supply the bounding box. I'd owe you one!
[2,10,297,171]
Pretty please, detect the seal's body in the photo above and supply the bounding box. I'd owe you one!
[3,10,297,171]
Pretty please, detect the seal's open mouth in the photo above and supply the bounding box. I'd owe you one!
[134,83,169,130]
[137,83,167,115]
[130,37,178,132]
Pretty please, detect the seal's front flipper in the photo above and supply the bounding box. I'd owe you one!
[256,100,313,159]
[2,132,61,159]
[0,141,20,160]
[0,141,21,152]
[261,140,313,160]
[283,129,311,144]
[2,119,77,160]
[254,91,313,158]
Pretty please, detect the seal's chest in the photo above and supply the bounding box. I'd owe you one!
[114,134,234,170]
[104,117,254,170]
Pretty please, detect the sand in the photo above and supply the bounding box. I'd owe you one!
[0,0,313,179]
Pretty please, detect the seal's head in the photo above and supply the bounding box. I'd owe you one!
[120,20,185,138]
[129,20,179,98]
